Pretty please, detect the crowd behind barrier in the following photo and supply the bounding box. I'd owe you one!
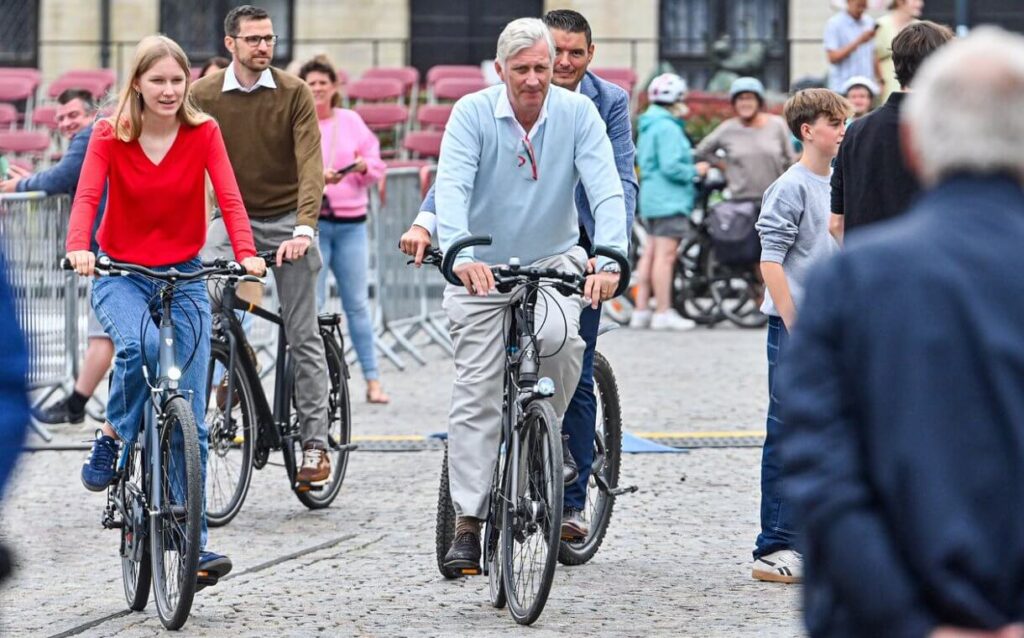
[0,167,454,434]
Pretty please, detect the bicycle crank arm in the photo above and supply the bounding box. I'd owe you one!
[607,485,639,497]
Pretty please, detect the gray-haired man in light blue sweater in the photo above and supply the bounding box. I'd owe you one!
[436,17,628,573]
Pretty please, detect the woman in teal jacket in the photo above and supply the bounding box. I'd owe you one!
[632,73,697,331]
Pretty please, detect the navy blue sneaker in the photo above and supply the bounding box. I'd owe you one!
[81,433,118,492]
[196,551,232,591]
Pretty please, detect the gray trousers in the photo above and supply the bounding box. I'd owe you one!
[203,211,329,446]
[444,247,587,519]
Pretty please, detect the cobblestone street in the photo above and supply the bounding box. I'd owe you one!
[1,327,803,637]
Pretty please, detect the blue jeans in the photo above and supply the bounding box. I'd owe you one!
[754,315,796,559]
[92,258,212,550]
[316,220,379,382]
[562,303,601,510]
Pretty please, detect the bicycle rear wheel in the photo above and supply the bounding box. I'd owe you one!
[674,236,722,325]
[558,351,623,565]
[434,444,461,579]
[150,397,202,630]
[204,341,255,527]
[292,330,352,509]
[501,400,563,626]
[119,437,151,611]
[707,253,768,328]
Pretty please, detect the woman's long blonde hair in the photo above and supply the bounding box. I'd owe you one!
[109,34,209,142]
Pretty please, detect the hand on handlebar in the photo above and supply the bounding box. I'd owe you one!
[399,224,432,267]
[65,250,96,277]
[583,271,620,309]
[241,256,267,277]
[454,262,495,296]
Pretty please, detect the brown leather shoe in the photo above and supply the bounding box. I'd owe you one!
[215,377,240,411]
[295,446,331,488]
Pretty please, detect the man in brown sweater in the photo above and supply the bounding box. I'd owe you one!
[194,5,333,488]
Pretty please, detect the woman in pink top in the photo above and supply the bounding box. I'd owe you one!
[300,59,389,404]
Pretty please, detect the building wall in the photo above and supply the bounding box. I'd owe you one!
[293,0,409,78]
[544,0,659,78]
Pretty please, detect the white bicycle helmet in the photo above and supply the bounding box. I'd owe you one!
[647,73,688,105]
[841,75,880,96]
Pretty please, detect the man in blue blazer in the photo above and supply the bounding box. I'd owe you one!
[401,9,637,542]
[1,89,110,427]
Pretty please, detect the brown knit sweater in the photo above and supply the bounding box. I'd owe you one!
[192,67,324,229]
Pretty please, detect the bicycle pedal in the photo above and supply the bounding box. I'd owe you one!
[459,567,481,576]
[294,482,325,493]
[560,532,586,542]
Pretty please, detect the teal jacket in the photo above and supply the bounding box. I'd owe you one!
[637,104,696,219]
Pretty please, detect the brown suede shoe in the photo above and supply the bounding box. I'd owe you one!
[295,446,331,489]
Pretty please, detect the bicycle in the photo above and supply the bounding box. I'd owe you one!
[203,250,355,527]
[63,255,243,630]
[426,237,630,625]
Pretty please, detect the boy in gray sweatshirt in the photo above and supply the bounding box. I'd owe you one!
[751,89,852,585]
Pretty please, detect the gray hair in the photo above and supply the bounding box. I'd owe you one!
[904,26,1024,185]
[496,18,555,71]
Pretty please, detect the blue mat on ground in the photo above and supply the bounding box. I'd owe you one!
[428,431,685,453]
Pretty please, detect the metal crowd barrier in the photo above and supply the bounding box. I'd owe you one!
[0,192,96,441]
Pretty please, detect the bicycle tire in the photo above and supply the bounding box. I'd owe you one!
[294,330,352,509]
[706,252,769,329]
[558,351,623,565]
[150,396,202,630]
[204,341,256,527]
[119,437,151,611]
[434,444,461,579]
[673,235,722,325]
[502,400,563,626]
[486,422,507,608]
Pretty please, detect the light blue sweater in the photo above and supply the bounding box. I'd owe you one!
[435,84,628,269]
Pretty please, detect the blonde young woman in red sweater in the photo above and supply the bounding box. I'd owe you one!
[65,34,264,585]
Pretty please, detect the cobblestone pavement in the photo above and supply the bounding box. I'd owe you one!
[1,327,803,637]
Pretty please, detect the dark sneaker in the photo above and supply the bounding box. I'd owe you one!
[196,550,233,591]
[561,507,589,542]
[33,395,85,425]
[443,530,481,575]
[295,446,331,490]
[562,434,579,485]
[81,433,118,492]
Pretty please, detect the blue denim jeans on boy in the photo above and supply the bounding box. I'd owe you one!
[92,257,212,550]
[316,220,379,382]
[754,315,797,559]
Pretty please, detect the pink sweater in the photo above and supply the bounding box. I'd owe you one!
[318,108,386,220]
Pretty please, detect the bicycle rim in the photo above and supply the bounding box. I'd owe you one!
[150,397,201,630]
[502,400,563,625]
[204,342,255,527]
[119,438,151,611]
[487,429,507,607]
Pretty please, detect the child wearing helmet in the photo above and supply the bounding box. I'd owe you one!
[840,75,879,118]
[630,73,697,331]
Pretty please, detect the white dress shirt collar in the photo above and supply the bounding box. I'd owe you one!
[222,63,276,94]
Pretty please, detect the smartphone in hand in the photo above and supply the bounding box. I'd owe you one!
[335,161,359,176]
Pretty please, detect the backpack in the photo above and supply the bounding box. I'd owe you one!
[706,199,761,266]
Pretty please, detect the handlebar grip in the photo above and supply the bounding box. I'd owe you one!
[593,246,632,298]
[59,257,73,271]
[440,235,492,287]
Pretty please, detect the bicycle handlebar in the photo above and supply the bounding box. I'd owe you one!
[425,235,631,298]
[61,255,246,281]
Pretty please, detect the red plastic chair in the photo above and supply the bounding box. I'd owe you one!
[58,69,116,89]
[0,104,17,129]
[416,104,452,130]
[346,78,404,104]
[47,76,111,101]
[0,68,42,90]
[0,77,36,103]
[592,67,637,89]
[362,67,419,98]
[354,103,408,130]
[432,77,487,102]
[402,130,443,160]
[31,105,59,130]
[426,65,483,88]
[0,130,51,153]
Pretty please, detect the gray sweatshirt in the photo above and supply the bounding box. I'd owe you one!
[756,162,837,317]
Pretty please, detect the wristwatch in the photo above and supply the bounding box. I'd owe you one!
[599,262,621,274]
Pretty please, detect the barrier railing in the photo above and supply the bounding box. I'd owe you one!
[0,192,96,441]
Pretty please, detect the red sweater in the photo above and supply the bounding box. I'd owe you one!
[67,118,256,265]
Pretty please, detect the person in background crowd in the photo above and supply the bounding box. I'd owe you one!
[824,0,878,93]
[65,34,263,588]
[751,88,850,586]
[0,250,28,583]
[201,56,230,79]
[696,77,796,212]
[1,89,113,427]
[841,75,879,119]
[299,58,389,404]
[782,27,1024,637]
[631,73,696,331]
[875,0,924,101]
[830,20,954,244]
[193,4,334,490]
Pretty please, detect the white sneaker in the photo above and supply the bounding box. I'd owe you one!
[628,309,652,329]
[649,310,696,331]
[752,549,803,584]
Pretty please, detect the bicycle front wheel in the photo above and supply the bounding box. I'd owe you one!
[119,437,151,611]
[502,400,563,626]
[150,396,202,630]
[558,351,623,565]
[204,341,255,527]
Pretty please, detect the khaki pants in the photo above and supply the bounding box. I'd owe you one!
[444,247,587,519]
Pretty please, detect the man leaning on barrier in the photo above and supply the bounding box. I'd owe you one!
[0,89,112,426]
[401,9,637,542]
[431,17,628,573]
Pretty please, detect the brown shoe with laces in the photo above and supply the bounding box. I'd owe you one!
[295,445,331,490]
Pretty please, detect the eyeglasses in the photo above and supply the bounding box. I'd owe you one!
[233,34,278,46]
